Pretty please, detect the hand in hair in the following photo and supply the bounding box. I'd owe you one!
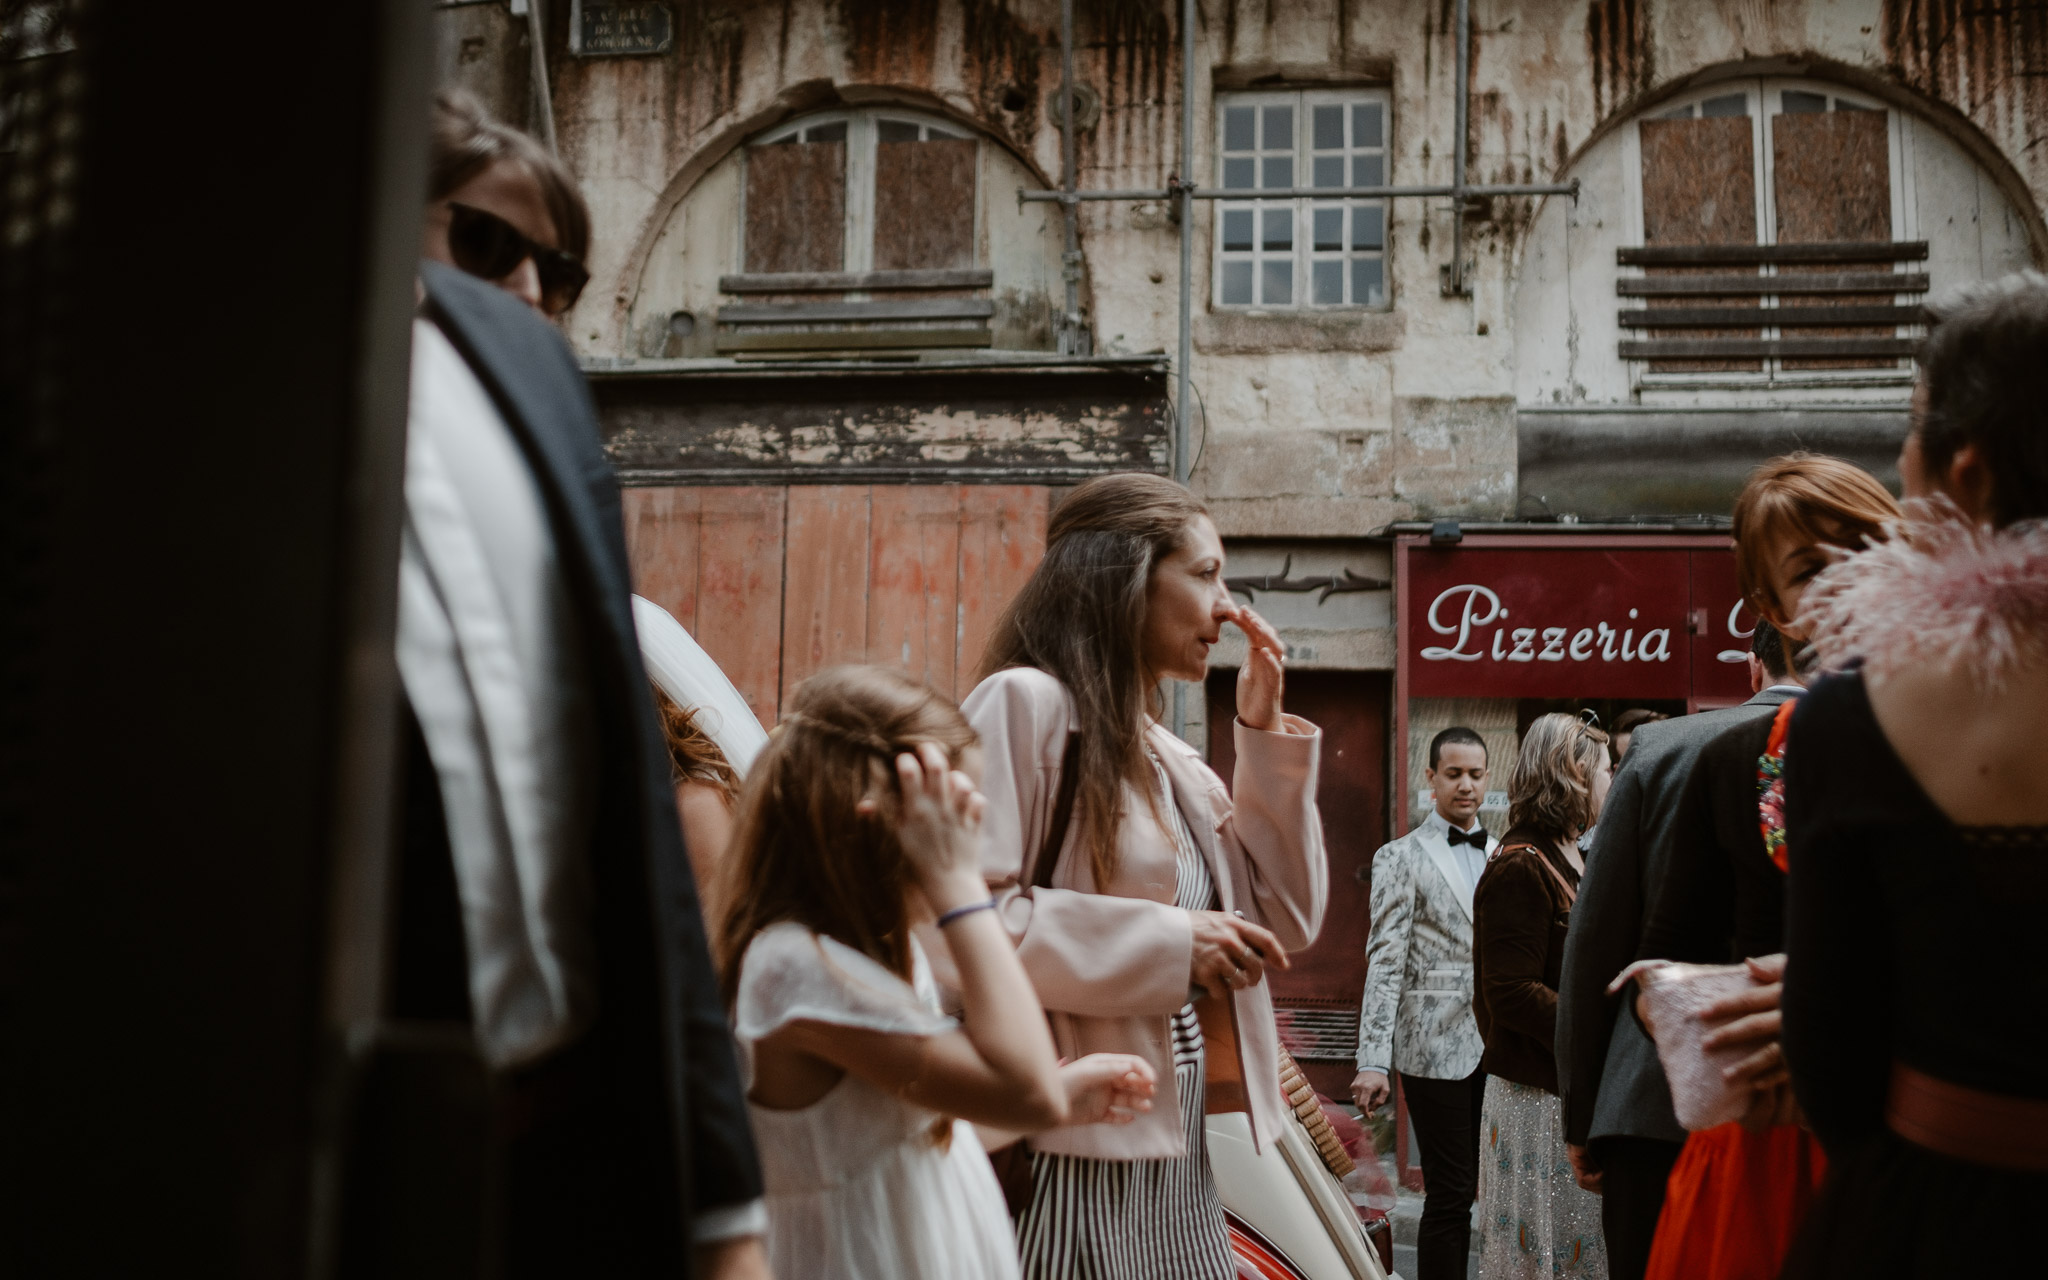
[874,742,989,914]
[1229,604,1287,732]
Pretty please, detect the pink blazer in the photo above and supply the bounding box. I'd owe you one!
[955,665,1326,1159]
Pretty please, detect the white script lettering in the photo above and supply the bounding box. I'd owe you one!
[1417,584,1677,668]
[1421,584,1504,661]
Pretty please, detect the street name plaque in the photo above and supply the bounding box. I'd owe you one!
[576,2,673,56]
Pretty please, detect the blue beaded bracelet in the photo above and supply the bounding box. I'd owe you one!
[936,898,997,929]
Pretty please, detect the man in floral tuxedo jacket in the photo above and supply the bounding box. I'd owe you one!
[1353,727,1496,1280]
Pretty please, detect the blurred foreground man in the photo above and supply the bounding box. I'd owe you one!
[367,258,767,1278]
[1354,728,1496,1280]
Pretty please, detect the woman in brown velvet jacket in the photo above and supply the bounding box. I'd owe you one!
[1471,713,1613,1279]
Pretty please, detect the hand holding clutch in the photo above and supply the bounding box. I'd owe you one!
[1610,958,1774,1132]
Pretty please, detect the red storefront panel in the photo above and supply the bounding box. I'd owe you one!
[1406,547,1696,699]
[1688,550,1762,707]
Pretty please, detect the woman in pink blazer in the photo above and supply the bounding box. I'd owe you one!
[961,473,1327,1279]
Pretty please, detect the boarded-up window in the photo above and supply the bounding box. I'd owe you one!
[1623,83,1916,381]
[873,137,976,271]
[744,134,846,274]
[1639,97,1759,372]
[742,114,979,278]
[1772,102,1892,369]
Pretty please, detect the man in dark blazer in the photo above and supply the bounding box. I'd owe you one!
[365,260,764,1279]
[1555,622,1802,1280]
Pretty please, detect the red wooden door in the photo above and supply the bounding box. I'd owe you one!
[622,483,1047,725]
[1207,670,1390,1100]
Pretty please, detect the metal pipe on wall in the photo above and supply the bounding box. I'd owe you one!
[1447,0,1470,295]
[1059,0,1082,354]
[1021,180,1579,204]
[1172,0,1196,738]
[526,0,559,154]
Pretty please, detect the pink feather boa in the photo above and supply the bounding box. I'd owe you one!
[1800,501,2048,688]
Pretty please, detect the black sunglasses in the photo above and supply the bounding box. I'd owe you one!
[445,202,589,316]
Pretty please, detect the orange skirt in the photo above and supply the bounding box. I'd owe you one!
[1641,1124,1828,1280]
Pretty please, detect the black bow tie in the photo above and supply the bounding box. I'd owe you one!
[1445,825,1487,849]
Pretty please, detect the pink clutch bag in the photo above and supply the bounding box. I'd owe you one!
[1608,960,1759,1131]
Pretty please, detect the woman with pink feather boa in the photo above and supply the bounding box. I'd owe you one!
[1777,273,2048,1279]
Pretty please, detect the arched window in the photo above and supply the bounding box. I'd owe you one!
[628,106,1068,358]
[1621,78,1918,382]
[742,108,978,278]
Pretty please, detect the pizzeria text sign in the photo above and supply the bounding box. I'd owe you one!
[1405,546,1754,701]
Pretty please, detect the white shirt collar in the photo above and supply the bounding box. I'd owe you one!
[1765,684,1806,695]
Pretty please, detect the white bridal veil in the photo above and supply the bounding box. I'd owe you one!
[631,594,769,777]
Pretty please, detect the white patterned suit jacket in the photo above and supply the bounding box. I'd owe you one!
[1355,808,1494,1081]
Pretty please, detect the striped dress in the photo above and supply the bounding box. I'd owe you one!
[1014,754,1236,1280]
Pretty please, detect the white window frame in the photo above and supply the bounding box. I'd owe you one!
[1622,78,1916,388]
[1212,88,1391,312]
[744,108,977,276]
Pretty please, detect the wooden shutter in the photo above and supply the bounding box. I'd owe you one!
[621,486,789,730]
[622,484,1048,724]
[744,140,846,274]
[1771,110,1893,369]
[871,137,976,271]
[1638,115,1760,372]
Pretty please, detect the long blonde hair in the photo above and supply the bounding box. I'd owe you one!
[1507,713,1610,841]
[714,665,979,1006]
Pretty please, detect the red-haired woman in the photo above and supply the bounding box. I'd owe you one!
[1633,454,1898,1280]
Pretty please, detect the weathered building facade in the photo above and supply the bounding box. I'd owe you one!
[441,0,2039,1101]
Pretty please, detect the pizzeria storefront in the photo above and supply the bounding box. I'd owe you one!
[1391,526,1756,834]
[1367,524,1755,1186]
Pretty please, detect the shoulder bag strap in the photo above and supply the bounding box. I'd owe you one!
[1496,840,1579,907]
[1030,733,1082,891]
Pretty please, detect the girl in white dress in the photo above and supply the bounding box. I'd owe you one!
[715,666,1157,1280]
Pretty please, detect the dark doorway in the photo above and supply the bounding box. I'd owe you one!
[1207,669,1389,1099]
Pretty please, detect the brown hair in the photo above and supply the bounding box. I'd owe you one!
[651,685,740,801]
[1507,713,1610,840]
[1608,708,1665,763]
[979,473,1209,890]
[1917,271,2048,526]
[1731,453,1899,617]
[714,666,979,1007]
[429,89,591,261]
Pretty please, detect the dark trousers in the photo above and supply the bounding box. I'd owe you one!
[1401,1068,1486,1280]
[1589,1134,1684,1280]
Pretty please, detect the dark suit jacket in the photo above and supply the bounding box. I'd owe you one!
[1637,712,1789,967]
[1473,825,1582,1094]
[1555,690,1793,1148]
[409,262,761,1267]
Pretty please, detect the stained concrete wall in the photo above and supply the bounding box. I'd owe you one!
[432,0,2048,620]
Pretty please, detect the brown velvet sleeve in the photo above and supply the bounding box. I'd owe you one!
[1475,851,1562,1053]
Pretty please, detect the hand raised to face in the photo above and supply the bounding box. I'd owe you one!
[1226,603,1285,732]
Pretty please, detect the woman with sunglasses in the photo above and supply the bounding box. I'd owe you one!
[424,90,591,318]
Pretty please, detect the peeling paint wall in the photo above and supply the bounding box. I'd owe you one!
[432,0,2048,539]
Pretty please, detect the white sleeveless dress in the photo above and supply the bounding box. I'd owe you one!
[734,922,1021,1280]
